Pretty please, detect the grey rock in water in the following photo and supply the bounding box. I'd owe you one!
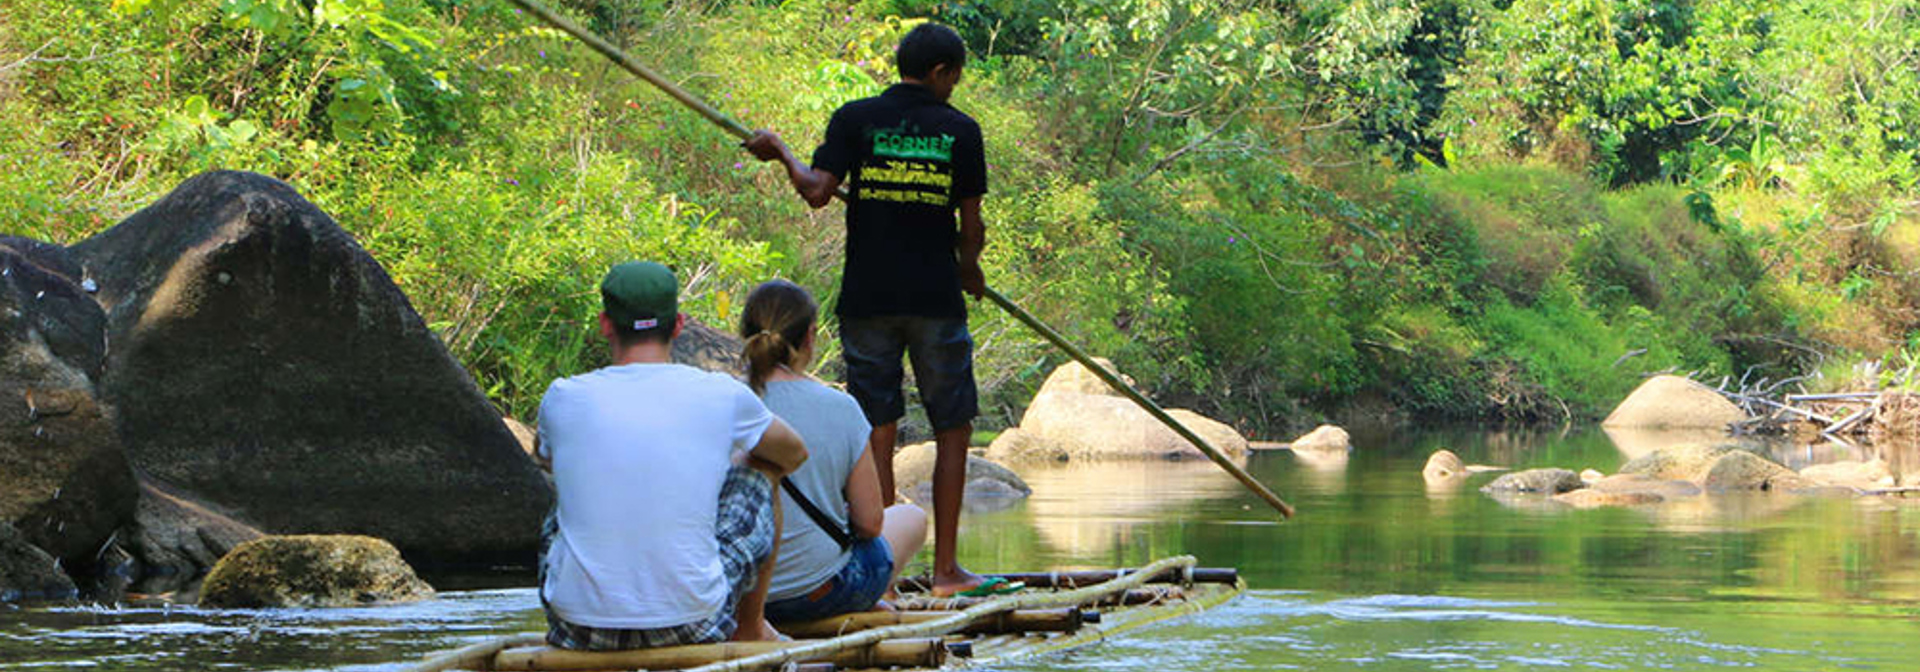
[0,522,78,603]
[70,171,551,564]
[1480,468,1583,494]
[986,360,1248,462]
[896,441,1031,510]
[0,240,137,566]
[199,535,433,608]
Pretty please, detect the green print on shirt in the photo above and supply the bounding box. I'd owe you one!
[871,132,954,162]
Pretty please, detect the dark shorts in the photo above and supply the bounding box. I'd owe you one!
[840,316,978,432]
[763,536,895,623]
[540,464,775,650]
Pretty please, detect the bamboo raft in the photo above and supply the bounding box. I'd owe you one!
[407,555,1242,672]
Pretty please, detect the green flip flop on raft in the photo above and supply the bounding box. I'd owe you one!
[955,577,1026,598]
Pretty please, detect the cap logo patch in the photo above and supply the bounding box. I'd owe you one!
[633,318,659,330]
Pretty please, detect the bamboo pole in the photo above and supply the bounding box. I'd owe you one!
[407,634,546,672]
[677,556,1198,672]
[778,608,1082,638]
[895,587,1180,611]
[901,566,1235,592]
[491,638,945,671]
[503,0,1294,518]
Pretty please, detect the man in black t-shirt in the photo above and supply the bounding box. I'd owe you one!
[745,23,992,597]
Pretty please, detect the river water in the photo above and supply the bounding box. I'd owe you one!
[6,426,1920,670]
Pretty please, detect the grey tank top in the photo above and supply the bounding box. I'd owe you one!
[762,379,873,601]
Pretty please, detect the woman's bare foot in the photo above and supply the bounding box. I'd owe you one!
[929,568,986,598]
[730,618,786,642]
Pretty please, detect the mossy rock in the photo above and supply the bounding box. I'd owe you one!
[199,535,433,608]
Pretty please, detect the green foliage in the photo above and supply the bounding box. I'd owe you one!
[3,0,1913,433]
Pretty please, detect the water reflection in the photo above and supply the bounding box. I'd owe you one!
[11,426,1920,670]
[1013,458,1252,559]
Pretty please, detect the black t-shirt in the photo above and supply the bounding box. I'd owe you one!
[812,83,988,319]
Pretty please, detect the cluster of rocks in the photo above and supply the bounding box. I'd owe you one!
[1445,375,1906,509]
[2,171,553,604]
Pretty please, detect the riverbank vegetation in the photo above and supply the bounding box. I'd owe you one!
[3,0,1916,435]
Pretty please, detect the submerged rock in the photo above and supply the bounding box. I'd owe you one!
[1603,375,1747,430]
[1289,425,1351,452]
[199,535,432,608]
[0,240,137,566]
[1588,473,1702,499]
[71,171,551,563]
[986,360,1248,462]
[0,522,77,603]
[1479,468,1583,494]
[1799,460,1895,490]
[896,441,1030,509]
[1554,489,1664,508]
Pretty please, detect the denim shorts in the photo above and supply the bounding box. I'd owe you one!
[840,316,978,431]
[763,536,894,623]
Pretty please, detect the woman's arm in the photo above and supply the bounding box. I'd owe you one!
[843,444,885,540]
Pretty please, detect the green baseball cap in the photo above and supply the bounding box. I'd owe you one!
[601,261,678,332]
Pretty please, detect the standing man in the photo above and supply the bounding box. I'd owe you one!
[744,22,994,596]
[536,261,808,647]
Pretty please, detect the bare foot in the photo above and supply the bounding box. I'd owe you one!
[730,618,786,642]
[929,568,986,598]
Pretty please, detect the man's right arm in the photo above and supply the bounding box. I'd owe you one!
[747,416,809,477]
[744,130,843,209]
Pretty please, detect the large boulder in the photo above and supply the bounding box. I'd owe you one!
[672,317,744,377]
[69,171,552,563]
[988,360,1248,462]
[894,442,1030,508]
[0,521,77,603]
[126,479,265,593]
[1603,375,1747,429]
[1289,425,1351,452]
[1479,468,1583,494]
[1587,473,1702,499]
[0,240,137,566]
[199,535,433,608]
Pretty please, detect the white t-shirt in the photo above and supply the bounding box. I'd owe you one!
[536,363,774,629]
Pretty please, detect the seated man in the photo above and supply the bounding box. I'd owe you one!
[535,261,807,649]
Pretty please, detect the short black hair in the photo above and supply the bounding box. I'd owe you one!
[611,320,672,348]
[896,23,967,79]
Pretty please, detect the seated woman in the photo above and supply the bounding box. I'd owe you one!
[739,279,929,623]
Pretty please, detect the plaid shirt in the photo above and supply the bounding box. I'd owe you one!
[541,464,776,650]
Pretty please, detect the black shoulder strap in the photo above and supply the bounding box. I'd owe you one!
[780,478,853,551]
